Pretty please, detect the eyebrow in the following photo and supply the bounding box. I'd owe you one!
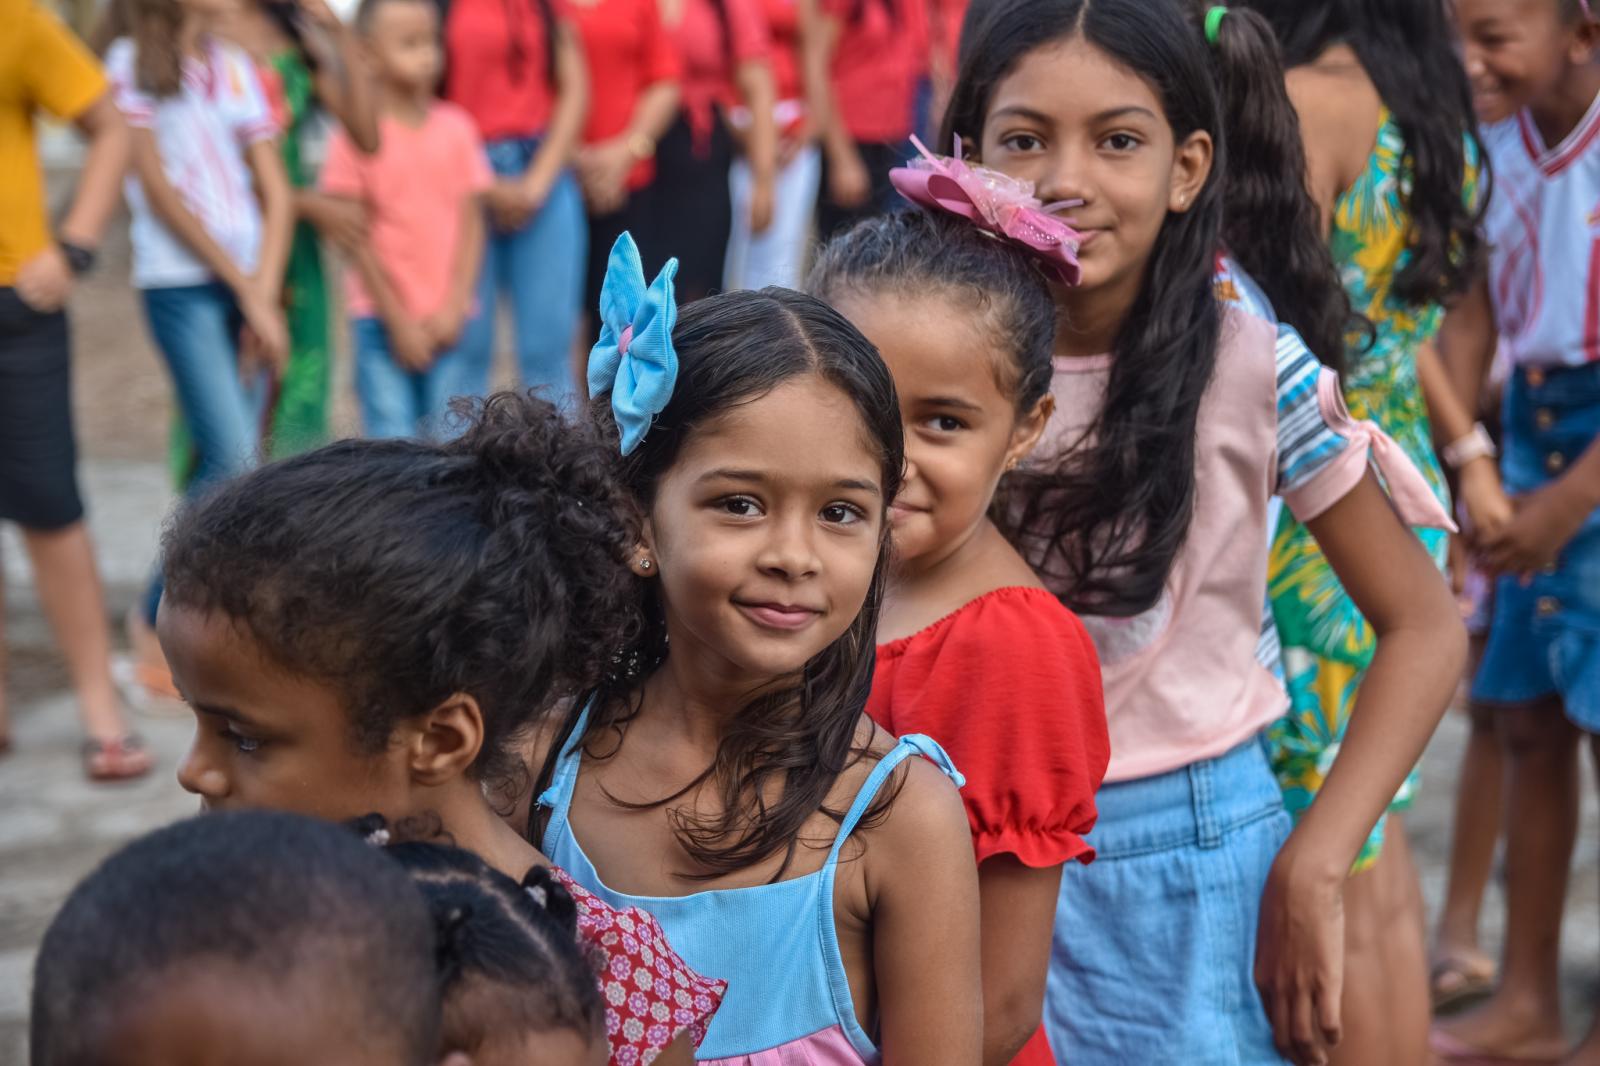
[192,701,263,728]
[990,104,1158,124]
[697,467,881,496]
[920,395,985,412]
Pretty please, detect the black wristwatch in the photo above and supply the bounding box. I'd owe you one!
[57,239,96,277]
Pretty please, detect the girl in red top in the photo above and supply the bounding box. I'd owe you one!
[809,197,1110,1064]
[652,0,778,301]
[566,0,680,332]
[440,0,589,406]
[814,0,925,238]
[723,0,828,290]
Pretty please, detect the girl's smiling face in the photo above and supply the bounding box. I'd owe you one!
[640,374,887,689]
[1454,0,1592,122]
[835,292,1050,572]
[160,602,417,819]
[975,36,1213,301]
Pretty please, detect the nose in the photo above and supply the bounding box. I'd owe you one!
[1034,143,1092,209]
[756,510,822,580]
[177,732,229,803]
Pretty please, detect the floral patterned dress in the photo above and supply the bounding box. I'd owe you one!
[1266,108,1474,871]
[555,867,727,1065]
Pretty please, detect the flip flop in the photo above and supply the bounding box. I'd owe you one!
[83,734,154,783]
[1430,1028,1564,1065]
[1431,950,1497,1012]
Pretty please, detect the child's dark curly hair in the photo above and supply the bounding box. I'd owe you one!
[382,838,605,1057]
[160,391,642,789]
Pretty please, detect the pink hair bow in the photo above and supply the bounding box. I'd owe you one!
[889,135,1084,285]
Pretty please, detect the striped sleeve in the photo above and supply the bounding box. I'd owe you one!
[1274,323,1352,500]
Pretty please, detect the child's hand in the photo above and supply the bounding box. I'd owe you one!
[1255,843,1345,1066]
[749,172,775,234]
[308,196,368,255]
[577,140,633,214]
[420,304,466,352]
[1481,478,1592,578]
[826,145,871,208]
[1458,457,1513,545]
[388,315,435,372]
[13,244,75,312]
[487,179,544,233]
[238,289,289,376]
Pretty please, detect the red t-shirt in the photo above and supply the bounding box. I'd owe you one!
[867,585,1109,1066]
[823,0,925,142]
[928,0,966,82]
[569,0,681,189]
[670,0,770,151]
[443,0,559,141]
[759,0,803,102]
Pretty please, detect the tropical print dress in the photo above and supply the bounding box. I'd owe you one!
[1266,109,1473,871]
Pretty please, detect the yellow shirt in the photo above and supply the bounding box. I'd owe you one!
[0,0,107,286]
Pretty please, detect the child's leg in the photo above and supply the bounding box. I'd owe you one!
[1432,692,1504,1005]
[1559,733,1600,1066]
[1436,697,1577,1060]
[503,171,586,410]
[352,317,424,440]
[420,322,483,441]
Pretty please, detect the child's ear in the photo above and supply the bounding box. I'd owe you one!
[628,517,660,579]
[1005,392,1055,472]
[1169,129,1214,214]
[1572,17,1600,63]
[407,694,486,786]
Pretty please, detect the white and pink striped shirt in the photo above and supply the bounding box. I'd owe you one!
[106,36,278,289]
[1482,90,1600,369]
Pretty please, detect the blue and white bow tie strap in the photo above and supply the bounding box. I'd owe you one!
[587,232,679,455]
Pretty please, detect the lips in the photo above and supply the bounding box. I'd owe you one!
[735,601,824,631]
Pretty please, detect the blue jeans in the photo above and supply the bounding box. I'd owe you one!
[353,316,485,439]
[140,282,268,623]
[458,136,587,409]
[1045,737,1291,1064]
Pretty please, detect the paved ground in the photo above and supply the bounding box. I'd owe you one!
[3,183,1599,1066]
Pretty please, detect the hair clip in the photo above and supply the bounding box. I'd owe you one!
[525,883,549,909]
[588,232,679,456]
[890,136,1083,285]
[1204,5,1229,45]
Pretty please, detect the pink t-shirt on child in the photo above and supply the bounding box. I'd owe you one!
[319,101,491,319]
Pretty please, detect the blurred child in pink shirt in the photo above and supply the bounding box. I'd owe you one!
[319,0,489,439]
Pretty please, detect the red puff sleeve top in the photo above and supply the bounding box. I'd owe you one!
[569,0,681,190]
[867,586,1110,868]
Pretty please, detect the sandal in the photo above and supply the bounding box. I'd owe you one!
[1431,949,1497,1012]
[83,734,154,782]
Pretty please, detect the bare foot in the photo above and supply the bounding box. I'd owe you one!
[1434,993,1567,1062]
[1430,944,1497,1012]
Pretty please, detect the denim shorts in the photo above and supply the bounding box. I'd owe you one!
[1045,736,1291,1065]
[1472,362,1600,729]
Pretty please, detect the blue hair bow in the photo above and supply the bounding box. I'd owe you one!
[588,232,679,455]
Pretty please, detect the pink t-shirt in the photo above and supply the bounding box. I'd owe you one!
[320,101,491,319]
[1027,306,1453,782]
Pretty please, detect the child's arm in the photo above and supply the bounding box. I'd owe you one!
[733,58,778,234]
[420,190,486,353]
[490,22,588,232]
[1433,278,1513,542]
[1255,471,1466,1066]
[870,758,983,1065]
[129,128,287,363]
[809,8,869,210]
[297,0,381,153]
[977,859,1062,1065]
[245,136,294,308]
[339,208,434,371]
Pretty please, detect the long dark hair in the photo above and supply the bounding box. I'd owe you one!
[161,392,641,794]
[942,0,1222,617]
[1200,3,1358,370]
[1237,0,1487,307]
[535,288,906,880]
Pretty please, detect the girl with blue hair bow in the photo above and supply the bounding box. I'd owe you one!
[530,233,983,1064]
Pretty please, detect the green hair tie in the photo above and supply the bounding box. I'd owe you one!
[1204,4,1229,45]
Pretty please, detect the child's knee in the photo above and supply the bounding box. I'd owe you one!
[1498,699,1579,756]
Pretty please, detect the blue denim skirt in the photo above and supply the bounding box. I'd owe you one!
[1044,736,1291,1064]
[1472,362,1600,729]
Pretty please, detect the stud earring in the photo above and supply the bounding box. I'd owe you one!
[639,558,653,571]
